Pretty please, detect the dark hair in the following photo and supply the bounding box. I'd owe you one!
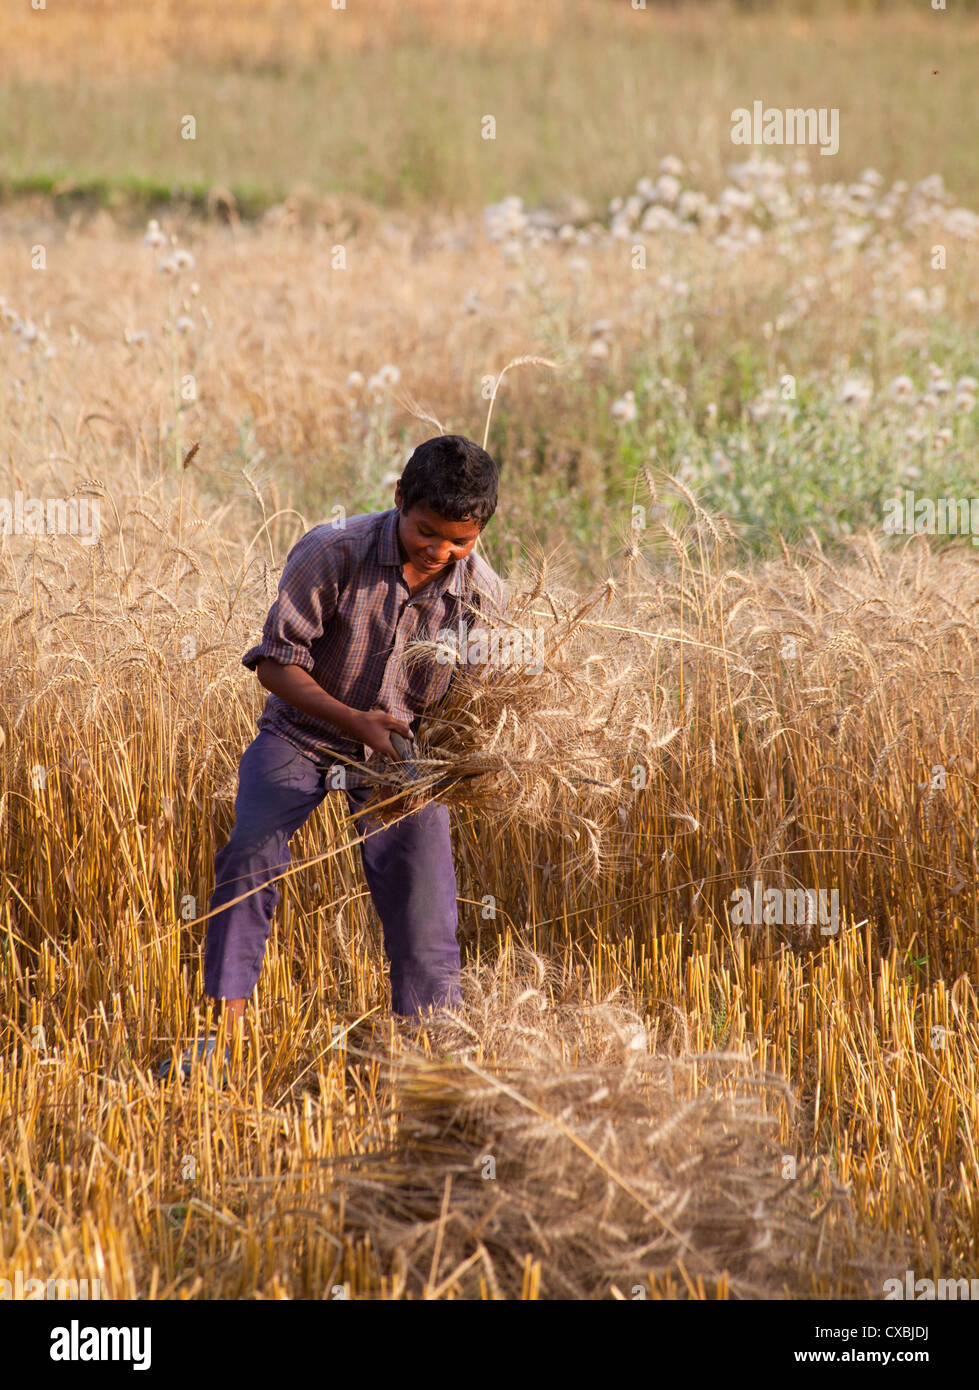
[399,435,499,526]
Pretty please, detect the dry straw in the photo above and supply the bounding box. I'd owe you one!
[326,948,902,1300]
[3,466,978,1298]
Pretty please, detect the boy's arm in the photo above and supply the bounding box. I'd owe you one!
[254,661,409,760]
[242,526,337,675]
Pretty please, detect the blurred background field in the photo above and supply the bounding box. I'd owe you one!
[1,0,977,556]
[2,1,979,213]
[2,0,978,1301]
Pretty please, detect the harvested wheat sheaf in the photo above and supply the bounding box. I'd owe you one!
[329,951,902,1300]
[361,572,681,873]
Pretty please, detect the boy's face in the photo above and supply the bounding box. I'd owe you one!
[394,482,483,576]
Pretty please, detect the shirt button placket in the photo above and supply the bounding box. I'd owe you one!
[381,594,414,707]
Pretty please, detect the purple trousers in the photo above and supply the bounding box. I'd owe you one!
[203,730,462,1015]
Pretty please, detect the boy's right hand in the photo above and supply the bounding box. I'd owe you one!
[353,709,413,760]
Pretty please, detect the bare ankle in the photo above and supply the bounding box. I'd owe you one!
[224,998,246,1024]
[207,997,246,1030]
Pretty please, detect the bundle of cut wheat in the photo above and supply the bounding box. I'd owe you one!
[360,572,682,877]
[327,950,903,1299]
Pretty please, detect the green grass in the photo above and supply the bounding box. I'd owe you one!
[2,13,978,215]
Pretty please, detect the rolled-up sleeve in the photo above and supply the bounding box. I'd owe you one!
[242,527,341,674]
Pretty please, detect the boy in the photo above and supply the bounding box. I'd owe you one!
[161,435,504,1077]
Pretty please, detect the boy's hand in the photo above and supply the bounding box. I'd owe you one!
[353,709,413,761]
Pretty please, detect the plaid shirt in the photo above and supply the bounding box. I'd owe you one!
[242,507,505,764]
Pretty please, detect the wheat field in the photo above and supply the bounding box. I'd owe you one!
[1,0,978,1302]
